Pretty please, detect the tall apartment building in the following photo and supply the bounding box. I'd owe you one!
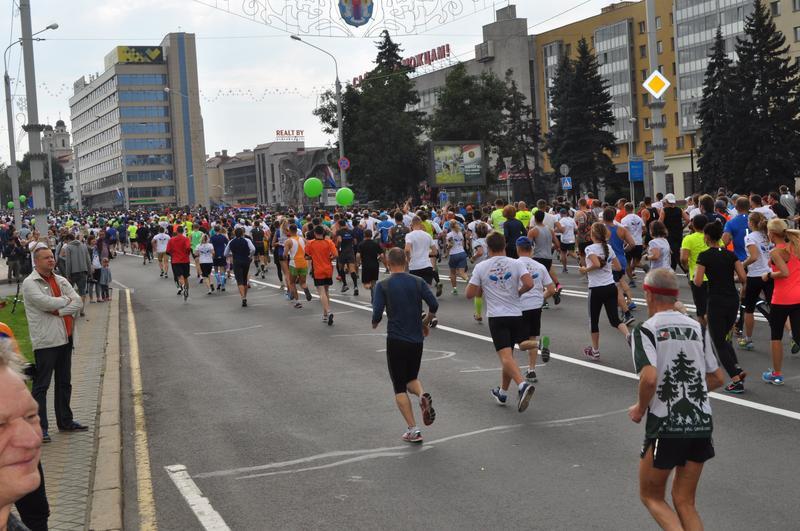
[69,33,207,208]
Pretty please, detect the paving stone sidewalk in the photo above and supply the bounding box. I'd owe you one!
[1,262,114,530]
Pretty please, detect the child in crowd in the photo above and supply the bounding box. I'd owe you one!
[99,257,112,302]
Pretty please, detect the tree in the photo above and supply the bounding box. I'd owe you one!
[657,367,679,417]
[687,372,707,409]
[697,28,734,192]
[500,68,542,199]
[313,31,425,202]
[546,38,616,196]
[730,0,800,190]
[671,350,696,398]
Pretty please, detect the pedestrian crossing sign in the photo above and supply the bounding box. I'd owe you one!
[643,70,670,99]
[561,176,572,190]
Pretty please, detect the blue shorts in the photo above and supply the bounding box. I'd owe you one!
[448,252,467,270]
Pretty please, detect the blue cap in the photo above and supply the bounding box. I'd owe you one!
[515,236,532,248]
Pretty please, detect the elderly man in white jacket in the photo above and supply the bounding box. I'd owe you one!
[22,247,84,443]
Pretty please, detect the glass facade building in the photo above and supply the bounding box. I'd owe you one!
[595,19,636,144]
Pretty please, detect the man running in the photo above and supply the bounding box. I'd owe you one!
[630,268,724,531]
[210,224,229,292]
[306,225,338,325]
[372,248,439,443]
[284,224,312,308]
[251,220,268,279]
[336,219,359,295]
[151,226,170,278]
[620,202,645,285]
[224,227,255,307]
[166,225,192,301]
[466,232,536,412]
[405,216,437,288]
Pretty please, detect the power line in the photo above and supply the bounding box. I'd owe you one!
[528,0,597,31]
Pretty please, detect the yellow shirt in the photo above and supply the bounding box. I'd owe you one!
[491,209,505,231]
[681,232,709,281]
[516,210,532,228]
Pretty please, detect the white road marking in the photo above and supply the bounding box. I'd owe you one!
[193,324,263,336]
[165,464,231,530]
[112,279,131,291]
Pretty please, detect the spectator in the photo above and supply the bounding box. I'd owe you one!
[61,234,92,314]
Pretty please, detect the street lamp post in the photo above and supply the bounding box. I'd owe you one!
[46,139,55,210]
[164,86,209,210]
[3,20,57,226]
[612,101,638,205]
[290,35,346,188]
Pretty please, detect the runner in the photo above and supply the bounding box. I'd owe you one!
[515,237,556,383]
[659,194,688,271]
[166,225,192,301]
[465,231,536,412]
[195,234,216,295]
[357,229,383,303]
[630,268,724,531]
[190,224,205,284]
[445,220,468,295]
[469,222,489,323]
[602,207,636,324]
[681,216,710,327]
[555,208,577,273]
[578,222,631,360]
[284,224,311,308]
[620,202,645,285]
[645,221,671,271]
[150,226,170,278]
[136,222,152,265]
[251,220,268,279]
[739,212,773,351]
[372,248,439,443]
[574,198,598,268]
[529,210,561,307]
[306,225,338,325]
[405,216,437,289]
[335,219,359,295]
[210,224,229,292]
[224,227,255,307]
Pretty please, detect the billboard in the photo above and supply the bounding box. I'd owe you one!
[105,46,164,69]
[430,142,485,187]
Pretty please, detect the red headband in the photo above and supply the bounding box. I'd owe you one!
[643,283,679,297]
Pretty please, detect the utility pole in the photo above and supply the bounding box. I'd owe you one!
[19,0,47,229]
[46,140,55,211]
[4,72,21,226]
[645,0,667,196]
[74,144,82,210]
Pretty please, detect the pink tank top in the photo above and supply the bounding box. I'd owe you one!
[771,244,800,305]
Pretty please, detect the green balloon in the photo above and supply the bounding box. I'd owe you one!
[19,195,26,202]
[336,187,354,206]
[303,177,323,198]
[6,201,13,209]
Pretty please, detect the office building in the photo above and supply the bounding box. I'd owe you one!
[69,33,207,208]
[221,150,257,204]
[253,141,305,205]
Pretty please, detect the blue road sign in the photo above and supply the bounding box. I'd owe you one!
[561,176,572,190]
[629,159,644,182]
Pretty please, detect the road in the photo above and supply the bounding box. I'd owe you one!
[113,253,800,530]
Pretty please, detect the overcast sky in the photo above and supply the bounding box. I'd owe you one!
[0,0,613,164]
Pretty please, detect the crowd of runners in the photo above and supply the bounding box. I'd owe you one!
[1,184,799,529]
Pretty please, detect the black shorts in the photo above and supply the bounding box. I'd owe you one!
[362,264,379,283]
[521,308,542,338]
[561,242,575,252]
[578,241,591,255]
[171,263,190,279]
[613,269,625,283]
[626,245,643,261]
[200,263,212,277]
[641,437,715,470]
[743,276,773,312]
[213,256,227,267]
[689,280,708,317]
[233,261,250,286]
[488,315,527,351]
[386,338,423,394]
[314,277,333,287]
[533,257,552,271]
[339,251,355,265]
[253,245,265,257]
[410,267,434,286]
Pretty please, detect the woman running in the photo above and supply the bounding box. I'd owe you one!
[694,221,747,393]
[195,234,215,295]
[579,222,630,360]
[446,220,469,295]
[761,219,800,386]
[470,222,489,323]
[645,221,671,270]
[529,210,561,305]
[739,212,773,351]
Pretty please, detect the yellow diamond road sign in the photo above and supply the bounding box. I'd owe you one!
[643,70,670,99]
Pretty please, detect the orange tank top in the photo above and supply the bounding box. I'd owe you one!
[771,244,800,305]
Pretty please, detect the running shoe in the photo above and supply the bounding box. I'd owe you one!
[490,387,507,406]
[159,271,164,278]
[473,314,483,323]
[183,286,189,301]
[553,289,561,305]
[327,313,334,326]
[198,277,204,285]
[540,336,551,363]
[284,291,292,301]
[525,369,537,383]
[354,288,359,296]
[429,316,438,329]
[341,285,349,293]
[792,340,800,355]
[542,301,550,310]
[517,382,535,412]
[762,371,784,385]
[562,267,568,273]
[452,288,458,295]
[739,340,754,351]
[207,290,213,295]
[420,393,436,426]
[724,380,744,394]
[42,431,51,443]
[242,299,247,307]
[436,283,443,297]
[583,346,600,360]
[304,287,312,301]
[221,286,226,292]
[294,302,303,309]
[177,288,183,296]
[734,327,744,338]
[401,429,423,444]
[628,302,637,311]
[624,312,636,325]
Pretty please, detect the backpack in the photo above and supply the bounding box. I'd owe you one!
[391,224,410,249]
[576,209,597,243]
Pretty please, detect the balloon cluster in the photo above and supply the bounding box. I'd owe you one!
[303,177,354,206]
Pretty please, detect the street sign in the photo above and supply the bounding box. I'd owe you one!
[643,70,671,99]
[439,190,449,204]
[629,159,645,182]
[559,164,569,177]
[561,176,572,190]
[337,157,350,171]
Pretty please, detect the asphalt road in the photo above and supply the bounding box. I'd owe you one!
[114,253,800,530]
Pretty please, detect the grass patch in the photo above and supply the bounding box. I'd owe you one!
[0,295,34,364]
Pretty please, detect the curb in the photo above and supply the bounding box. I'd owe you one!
[89,296,123,531]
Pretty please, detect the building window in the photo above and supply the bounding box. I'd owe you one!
[564,43,571,57]
[639,21,646,34]
[119,106,169,118]
[644,117,651,129]
[665,173,674,193]
[640,44,647,58]
[690,134,697,148]
[124,154,172,166]
[670,37,675,51]
[674,112,679,126]
[645,141,653,153]
[795,26,800,42]
[611,145,621,158]
[795,0,800,11]
[771,1,780,16]
[669,12,673,25]
[124,138,171,151]
[657,41,663,54]
[658,64,664,73]
[643,93,650,106]
[656,16,662,29]
[676,136,685,150]
[641,69,648,82]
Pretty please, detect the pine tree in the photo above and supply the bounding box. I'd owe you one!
[731,0,800,190]
[687,372,707,409]
[546,55,583,192]
[671,350,695,398]
[697,28,734,192]
[501,69,541,199]
[657,367,679,417]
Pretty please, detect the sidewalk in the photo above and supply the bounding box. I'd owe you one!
[0,261,119,530]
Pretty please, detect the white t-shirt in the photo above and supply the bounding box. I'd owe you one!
[621,213,644,246]
[196,242,214,264]
[647,238,671,270]
[447,231,466,255]
[472,238,488,264]
[744,231,772,277]
[585,243,616,288]
[517,256,553,311]
[468,256,530,317]
[542,212,559,231]
[688,207,701,220]
[405,230,434,271]
[652,201,663,210]
[402,213,415,228]
[152,233,170,253]
[558,217,576,244]
[753,205,776,220]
